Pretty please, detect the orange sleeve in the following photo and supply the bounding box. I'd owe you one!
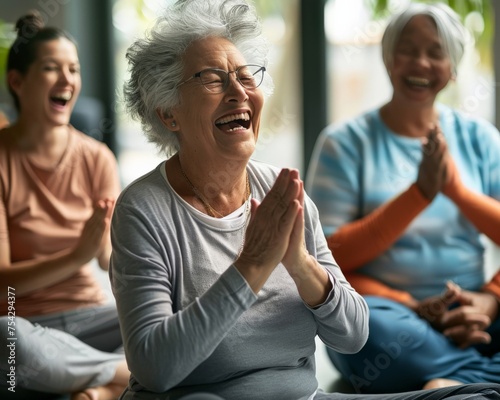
[345,272,414,304]
[482,270,500,300]
[327,183,430,272]
[443,160,500,245]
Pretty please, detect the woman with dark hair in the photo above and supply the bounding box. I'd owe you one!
[0,10,127,400]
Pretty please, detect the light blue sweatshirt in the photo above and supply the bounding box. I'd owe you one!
[307,104,500,300]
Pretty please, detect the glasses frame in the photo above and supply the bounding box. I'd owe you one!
[178,64,266,93]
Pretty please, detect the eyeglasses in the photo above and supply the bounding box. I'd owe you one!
[178,64,266,93]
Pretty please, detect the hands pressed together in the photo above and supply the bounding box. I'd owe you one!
[72,198,115,269]
[413,130,500,348]
[408,281,499,349]
[235,168,332,306]
[416,125,460,201]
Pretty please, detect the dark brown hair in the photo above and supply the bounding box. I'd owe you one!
[6,10,77,110]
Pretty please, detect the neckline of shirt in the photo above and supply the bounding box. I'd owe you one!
[159,160,251,230]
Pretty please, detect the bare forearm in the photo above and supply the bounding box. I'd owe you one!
[0,249,86,295]
[289,254,332,307]
[98,242,112,270]
[233,258,276,294]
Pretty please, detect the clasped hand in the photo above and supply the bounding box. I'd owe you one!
[415,281,499,348]
[238,168,307,271]
[416,126,448,200]
[235,168,316,295]
[72,198,115,268]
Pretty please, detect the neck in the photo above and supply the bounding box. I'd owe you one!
[172,154,251,218]
[10,119,70,169]
[381,101,438,138]
[13,116,70,151]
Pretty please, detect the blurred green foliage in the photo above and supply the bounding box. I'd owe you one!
[0,20,15,91]
[366,0,493,65]
[253,0,493,66]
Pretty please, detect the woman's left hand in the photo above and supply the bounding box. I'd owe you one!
[280,172,332,306]
[235,168,303,293]
[440,282,498,348]
[416,127,448,200]
[281,177,309,273]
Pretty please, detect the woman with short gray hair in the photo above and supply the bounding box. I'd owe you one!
[308,1,500,394]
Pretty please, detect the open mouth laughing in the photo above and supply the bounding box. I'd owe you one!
[50,91,73,108]
[405,76,430,88]
[215,112,251,132]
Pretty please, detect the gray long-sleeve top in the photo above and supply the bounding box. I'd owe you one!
[110,160,368,400]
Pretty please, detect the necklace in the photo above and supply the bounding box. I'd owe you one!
[179,160,251,218]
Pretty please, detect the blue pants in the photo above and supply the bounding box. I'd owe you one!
[328,296,500,394]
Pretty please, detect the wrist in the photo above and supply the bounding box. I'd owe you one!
[70,247,91,266]
[414,181,437,202]
[480,289,500,320]
[97,249,111,270]
[290,255,332,307]
[442,174,464,199]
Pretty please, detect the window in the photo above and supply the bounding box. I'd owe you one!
[325,0,494,124]
[112,0,302,186]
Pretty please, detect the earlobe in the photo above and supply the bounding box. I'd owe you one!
[156,109,180,131]
[449,67,457,82]
[7,70,22,94]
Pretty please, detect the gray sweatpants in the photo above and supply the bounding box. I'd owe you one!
[120,384,500,399]
[0,303,124,399]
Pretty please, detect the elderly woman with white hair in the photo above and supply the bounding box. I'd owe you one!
[110,0,500,399]
[307,1,500,395]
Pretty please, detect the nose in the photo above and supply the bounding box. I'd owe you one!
[59,67,74,84]
[414,52,432,69]
[224,72,248,102]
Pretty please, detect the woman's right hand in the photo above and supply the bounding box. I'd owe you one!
[416,127,448,200]
[72,199,114,265]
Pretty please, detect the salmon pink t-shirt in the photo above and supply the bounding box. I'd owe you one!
[0,126,120,316]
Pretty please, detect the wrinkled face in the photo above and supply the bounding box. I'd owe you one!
[388,15,453,106]
[10,37,81,126]
[166,36,265,163]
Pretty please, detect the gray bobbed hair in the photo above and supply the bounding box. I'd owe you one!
[381,3,467,77]
[123,0,273,156]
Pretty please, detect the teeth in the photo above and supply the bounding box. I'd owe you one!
[407,77,430,87]
[52,91,72,101]
[226,126,246,132]
[215,112,250,125]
